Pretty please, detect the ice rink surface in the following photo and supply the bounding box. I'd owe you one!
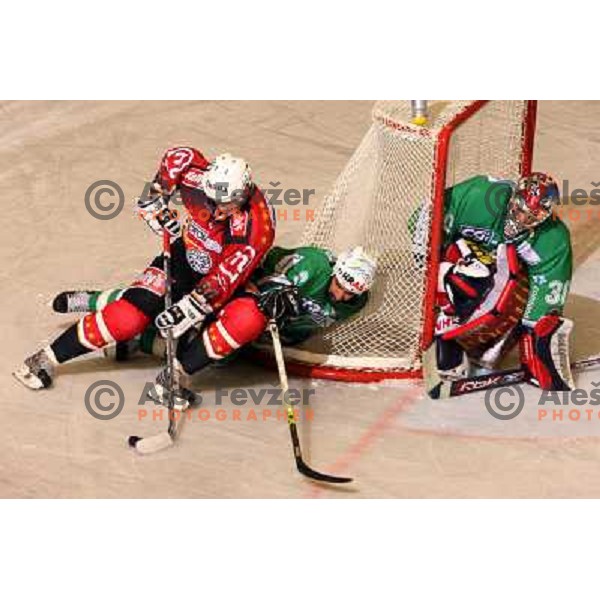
[3,100,600,498]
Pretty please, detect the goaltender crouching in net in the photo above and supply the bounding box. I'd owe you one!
[419,172,574,392]
[37,246,376,407]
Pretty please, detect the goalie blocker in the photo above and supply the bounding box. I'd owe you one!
[434,240,574,392]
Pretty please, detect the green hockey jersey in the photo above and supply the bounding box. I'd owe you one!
[442,175,572,323]
[255,246,368,344]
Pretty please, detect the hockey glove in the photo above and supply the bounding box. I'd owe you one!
[135,185,181,237]
[440,255,493,321]
[257,277,301,324]
[155,290,213,339]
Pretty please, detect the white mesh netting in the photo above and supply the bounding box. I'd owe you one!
[289,101,531,375]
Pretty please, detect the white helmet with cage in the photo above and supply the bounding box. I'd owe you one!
[204,153,252,206]
[333,246,377,295]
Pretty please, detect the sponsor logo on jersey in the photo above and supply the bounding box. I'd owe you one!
[300,298,335,327]
[186,249,213,274]
[187,221,223,253]
[516,241,541,265]
[459,225,493,245]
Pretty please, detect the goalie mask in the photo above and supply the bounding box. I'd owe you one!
[504,172,559,239]
[204,154,252,216]
[333,247,377,295]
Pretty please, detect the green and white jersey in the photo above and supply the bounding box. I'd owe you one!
[443,175,572,322]
[255,246,368,344]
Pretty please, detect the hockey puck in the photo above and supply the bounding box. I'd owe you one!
[128,435,141,448]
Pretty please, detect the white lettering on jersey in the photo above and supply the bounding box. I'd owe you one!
[516,241,541,265]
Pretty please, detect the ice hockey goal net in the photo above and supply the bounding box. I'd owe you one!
[272,101,537,382]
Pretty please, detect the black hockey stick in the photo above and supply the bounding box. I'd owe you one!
[128,230,180,454]
[268,320,353,484]
[424,343,600,400]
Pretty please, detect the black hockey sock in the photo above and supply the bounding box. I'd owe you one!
[176,329,212,375]
[50,323,94,364]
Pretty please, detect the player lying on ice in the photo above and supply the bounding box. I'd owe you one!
[425,172,573,391]
[14,146,277,391]
[15,145,377,406]
[38,245,377,407]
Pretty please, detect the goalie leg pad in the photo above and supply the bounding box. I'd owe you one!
[519,315,574,391]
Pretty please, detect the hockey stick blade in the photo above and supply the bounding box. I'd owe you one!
[289,422,352,484]
[128,432,174,454]
[296,458,353,484]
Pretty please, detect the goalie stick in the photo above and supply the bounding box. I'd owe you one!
[128,230,180,454]
[269,320,353,484]
[423,344,600,400]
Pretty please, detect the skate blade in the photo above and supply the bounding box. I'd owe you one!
[12,367,45,390]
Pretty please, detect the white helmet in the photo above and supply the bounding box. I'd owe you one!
[204,153,252,205]
[333,247,377,295]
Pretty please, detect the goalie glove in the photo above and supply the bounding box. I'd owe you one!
[155,290,213,339]
[135,184,181,237]
[438,238,494,321]
[256,276,301,324]
[519,314,574,391]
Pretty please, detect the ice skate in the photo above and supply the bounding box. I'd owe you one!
[13,348,57,390]
[147,366,197,412]
[52,290,99,314]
